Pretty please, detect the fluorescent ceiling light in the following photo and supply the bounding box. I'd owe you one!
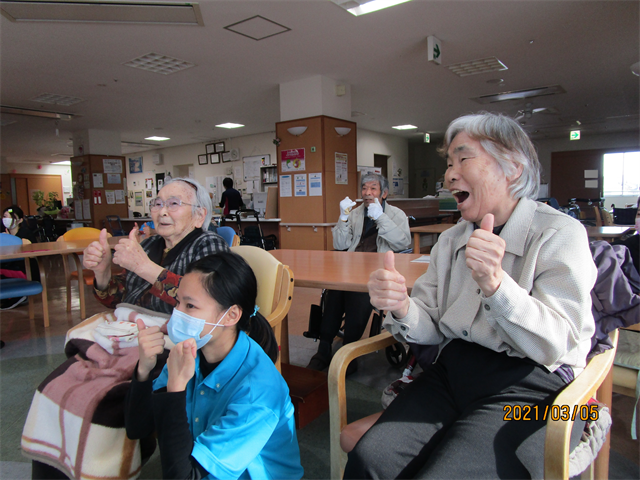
[145,136,170,141]
[51,160,71,165]
[471,85,566,104]
[215,123,244,129]
[333,0,412,16]
[392,124,417,130]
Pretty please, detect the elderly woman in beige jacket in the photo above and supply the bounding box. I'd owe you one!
[345,113,596,479]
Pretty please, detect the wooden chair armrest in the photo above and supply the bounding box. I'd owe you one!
[328,330,398,480]
[544,330,619,480]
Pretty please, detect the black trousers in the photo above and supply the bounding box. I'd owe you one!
[344,340,583,480]
[319,290,373,346]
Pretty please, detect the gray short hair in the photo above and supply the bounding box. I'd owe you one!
[440,112,541,200]
[162,177,212,229]
[361,173,389,195]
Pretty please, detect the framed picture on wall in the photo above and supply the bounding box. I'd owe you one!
[205,143,215,154]
[129,156,143,174]
[222,151,232,163]
[198,154,208,165]
[209,153,220,164]
[214,141,225,153]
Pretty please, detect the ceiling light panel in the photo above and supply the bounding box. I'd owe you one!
[216,123,244,129]
[145,136,170,141]
[331,0,412,16]
[123,53,195,75]
[447,57,508,77]
[392,124,417,130]
[0,1,203,25]
[224,16,290,41]
[31,93,84,106]
[1,105,74,120]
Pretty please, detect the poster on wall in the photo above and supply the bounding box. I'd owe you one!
[281,148,305,172]
[309,173,322,196]
[145,178,153,190]
[335,152,348,185]
[105,190,116,204]
[92,173,104,188]
[129,156,143,174]
[134,191,143,207]
[392,177,404,195]
[280,175,292,197]
[103,158,123,173]
[294,174,307,197]
[115,190,126,204]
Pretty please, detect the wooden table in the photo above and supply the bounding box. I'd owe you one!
[585,226,635,241]
[0,237,121,322]
[410,223,455,253]
[269,249,430,363]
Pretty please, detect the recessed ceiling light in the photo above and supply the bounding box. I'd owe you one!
[215,123,244,129]
[447,56,508,77]
[392,125,417,130]
[332,0,412,16]
[145,136,170,141]
[50,160,71,165]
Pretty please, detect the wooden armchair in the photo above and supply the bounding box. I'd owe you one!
[328,330,620,480]
[231,246,294,372]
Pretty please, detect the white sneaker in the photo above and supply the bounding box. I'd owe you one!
[0,296,28,310]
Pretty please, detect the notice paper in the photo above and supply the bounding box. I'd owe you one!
[411,256,431,264]
[115,190,126,204]
[294,174,307,197]
[92,173,103,188]
[107,174,121,184]
[83,199,91,219]
[75,199,83,220]
[103,158,123,173]
[309,173,322,196]
[585,180,598,188]
[280,175,292,197]
[105,190,115,204]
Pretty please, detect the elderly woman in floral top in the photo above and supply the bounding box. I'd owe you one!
[83,178,227,314]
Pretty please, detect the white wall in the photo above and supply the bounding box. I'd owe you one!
[1,162,73,204]
[533,131,639,185]
[126,132,277,214]
[357,129,409,197]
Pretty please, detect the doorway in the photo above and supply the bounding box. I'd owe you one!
[374,154,388,180]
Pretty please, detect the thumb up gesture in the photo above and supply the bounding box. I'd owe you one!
[339,196,357,221]
[368,251,410,318]
[465,213,506,297]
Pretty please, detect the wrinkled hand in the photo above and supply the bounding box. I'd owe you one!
[339,196,357,221]
[465,214,505,297]
[136,319,165,381]
[166,338,197,392]
[367,198,384,221]
[113,228,151,273]
[82,229,112,288]
[368,251,410,318]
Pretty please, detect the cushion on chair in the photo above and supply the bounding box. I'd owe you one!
[0,278,43,299]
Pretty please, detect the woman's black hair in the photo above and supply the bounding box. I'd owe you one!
[185,251,278,363]
[3,205,24,221]
[222,177,234,189]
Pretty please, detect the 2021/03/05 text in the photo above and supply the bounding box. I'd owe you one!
[503,404,599,422]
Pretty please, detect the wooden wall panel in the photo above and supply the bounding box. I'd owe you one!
[8,174,63,215]
[277,116,325,224]
[550,150,604,204]
[279,226,328,250]
[323,116,358,223]
[1,174,14,213]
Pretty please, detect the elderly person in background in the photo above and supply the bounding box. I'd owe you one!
[345,113,596,479]
[307,173,411,373]
[83,177,227,314]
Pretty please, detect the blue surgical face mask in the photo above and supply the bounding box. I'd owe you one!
[167,306,231,349]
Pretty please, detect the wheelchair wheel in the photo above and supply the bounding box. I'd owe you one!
[385,342,408,367]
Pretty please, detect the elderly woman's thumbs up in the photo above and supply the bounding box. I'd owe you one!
[368,251,410,318]
[465,213,506,297]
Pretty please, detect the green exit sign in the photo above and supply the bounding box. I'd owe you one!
[570,130,581,140]
[424,133,430,143]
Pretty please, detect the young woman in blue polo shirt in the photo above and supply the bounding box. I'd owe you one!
[125,251,303,479]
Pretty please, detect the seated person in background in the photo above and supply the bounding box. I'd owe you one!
[306,173,411,373]
[219,177,245,216]
[83,177,228,315]
[1,205,39,309]
[612,196,639,274]
[126,251,304,480]
[345,113,596,479]
[2,205,36,243]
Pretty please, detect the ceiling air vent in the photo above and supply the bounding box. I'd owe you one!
[31,93,84,106]
[123,53,195,75]
[0,1,204,26]
[471,85,567,104]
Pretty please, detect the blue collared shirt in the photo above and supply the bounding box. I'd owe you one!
[153,331,303,480]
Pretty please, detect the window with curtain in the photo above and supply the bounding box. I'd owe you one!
[603,151,640,196]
